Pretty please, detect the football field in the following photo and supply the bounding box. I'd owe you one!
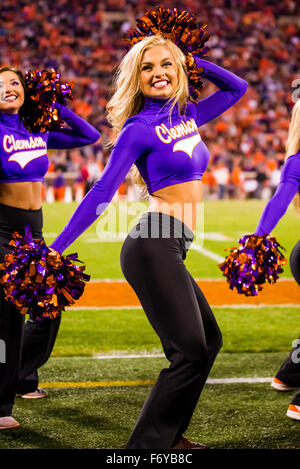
[1,199,299,449]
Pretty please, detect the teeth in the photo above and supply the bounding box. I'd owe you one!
[5,96,17,102]
[153,81,168,88]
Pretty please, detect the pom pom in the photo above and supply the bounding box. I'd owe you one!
[218,234,287,296]
[24,69,74,133]
[0,225,90,319]
[125,7,210,102]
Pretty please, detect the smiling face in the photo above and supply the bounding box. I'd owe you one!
[0,70,25,114]
[139,45,178,100]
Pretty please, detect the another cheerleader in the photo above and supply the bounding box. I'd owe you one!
[254,99,300,421]
[0,66,100,429]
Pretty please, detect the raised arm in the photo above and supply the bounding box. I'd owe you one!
[188,57,248,127]
[50,120,150,254]
[47,103,100,149]
[255,155,300,236]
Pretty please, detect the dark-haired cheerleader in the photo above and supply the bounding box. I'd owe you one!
[0,67,100,429]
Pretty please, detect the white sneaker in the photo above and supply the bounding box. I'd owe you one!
[19,388,48,399]
[287,405,300,421]
[271,377,299,391]
[0,416,20,429]
[170,437,209,449]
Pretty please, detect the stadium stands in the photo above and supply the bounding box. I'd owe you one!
[1,0,299,201]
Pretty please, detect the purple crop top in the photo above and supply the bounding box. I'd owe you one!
[51,57,248,254]
[0,104,100,183]
[255,153,300,235]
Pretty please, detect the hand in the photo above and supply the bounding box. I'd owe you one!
[48,247,59,255]
[47,247,61,265]
[54,101,67,121]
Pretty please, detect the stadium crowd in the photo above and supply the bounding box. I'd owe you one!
[1,0,299,201]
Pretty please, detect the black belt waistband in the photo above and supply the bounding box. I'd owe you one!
[0,203,43,238]
[129,211,195,257]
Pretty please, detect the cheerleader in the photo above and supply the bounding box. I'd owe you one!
[49,9,248,448]
[0,66,100,429]
[254,99,300,421]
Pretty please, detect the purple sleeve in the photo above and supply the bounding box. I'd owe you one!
[187,57,248,127]
[50,119,150,253]
[255,156,300,235]
[47,103,100,149]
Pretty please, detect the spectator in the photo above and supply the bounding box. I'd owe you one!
[53,169,66,201]
[212,159,230,199]
[255,162,269,199]
[85,153,103,193]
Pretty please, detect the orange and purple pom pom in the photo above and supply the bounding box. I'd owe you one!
[219,234,287,296]
[125,7,210,102]
[0,225,90,319]
[25,69,74,133]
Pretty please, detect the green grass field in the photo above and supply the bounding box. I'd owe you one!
[43,199,299,279]
[0,200,299,450]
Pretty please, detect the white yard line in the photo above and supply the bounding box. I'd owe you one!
[45,355,274,385]
[190,243,225,263]
[88,277,295,282]
[83,235,228,263]
[66,304,299,311]
[44,232,232,263]
[94,353,165,359]
[206,377,272,384]
[76,232,233,242]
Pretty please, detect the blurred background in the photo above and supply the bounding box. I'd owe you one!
[1,0,299,203]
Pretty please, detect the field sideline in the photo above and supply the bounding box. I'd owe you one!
[0,200,299,450]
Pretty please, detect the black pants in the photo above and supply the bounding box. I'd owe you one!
[275,240,300,405]
[120,212,222,449]
[16,314,61,394]
[0,204,61,417]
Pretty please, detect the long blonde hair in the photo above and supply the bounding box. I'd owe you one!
[106,35,189,194]
[285,99,300,213]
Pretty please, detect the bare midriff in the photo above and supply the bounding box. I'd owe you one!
[0,181,42,210]
[148,180,203,231]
